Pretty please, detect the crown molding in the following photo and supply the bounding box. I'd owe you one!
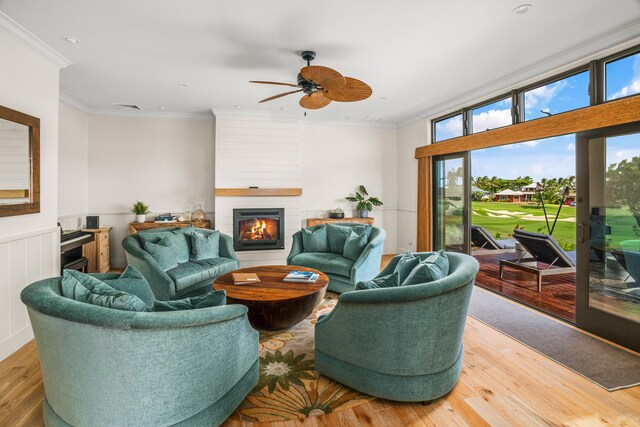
[60,93,213,119]
[397,20,640,128]
[0,11,72,69]
[211,108,397,129]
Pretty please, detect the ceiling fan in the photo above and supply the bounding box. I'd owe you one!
[250,51,372,110]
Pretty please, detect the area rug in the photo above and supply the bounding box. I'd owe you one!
[228,293,375,422]
[468,288,640,391]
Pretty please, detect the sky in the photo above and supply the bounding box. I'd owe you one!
[461,52,640,181]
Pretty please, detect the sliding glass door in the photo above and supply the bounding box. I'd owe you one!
[576,122,640,351]
[433,153,470,253]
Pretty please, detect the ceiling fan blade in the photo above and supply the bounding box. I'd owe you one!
[300,66,346,91]
[322,77,372,102]
[250,81,301,88]
[259,89,302,103]
[299,92,332,110]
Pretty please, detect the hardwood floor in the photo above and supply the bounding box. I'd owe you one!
[474,250,576,322]
[3,254,639,425]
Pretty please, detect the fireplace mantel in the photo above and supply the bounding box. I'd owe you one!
[215,188,302,197]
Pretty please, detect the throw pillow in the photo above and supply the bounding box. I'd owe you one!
[393,252,421,283]
[153,289,226,311]
[171,226,194,263]
[343,229,369,260]
[61,269,148,312]
[302,226,330,252]
[145,237,179,270]
[102,265,156,309]
[138,230,167,249]
[191,230,220,260]
[327,224,371,254]
[355,271,400,290]
[402,250,450,286]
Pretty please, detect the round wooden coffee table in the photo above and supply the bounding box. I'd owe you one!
[213,265,329,330]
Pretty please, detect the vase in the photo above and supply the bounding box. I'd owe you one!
[359,210,369,218]
[136,214,146,223]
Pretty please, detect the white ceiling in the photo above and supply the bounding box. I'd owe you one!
[1,0,639,124]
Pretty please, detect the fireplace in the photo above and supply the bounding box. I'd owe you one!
[233,208,285,251]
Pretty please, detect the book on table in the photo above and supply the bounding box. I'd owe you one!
[284,270,320,283]
[232,272,260,285]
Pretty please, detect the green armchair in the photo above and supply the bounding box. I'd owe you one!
[314,252,479,402]
[287,223,386,293]
[21,274,259,427]
[122,227,239,300]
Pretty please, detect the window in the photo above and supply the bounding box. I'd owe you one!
[605,51,640,101]
[523,70,590,121]
[470,97,512,134]
[434,113,463,142]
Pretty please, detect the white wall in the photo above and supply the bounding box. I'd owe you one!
[58,102,89,219]
[0,29,61,360]
[300,122,398,253]
[396,118,430,253]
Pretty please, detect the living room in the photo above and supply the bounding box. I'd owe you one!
[1,1,640,426]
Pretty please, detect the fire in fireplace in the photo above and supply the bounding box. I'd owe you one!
[233,208,284,251]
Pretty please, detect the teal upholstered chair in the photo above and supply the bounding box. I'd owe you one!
[315,252,479,402]
[21,273,259,427]
[287,223,386,293]
[123,227,239,300]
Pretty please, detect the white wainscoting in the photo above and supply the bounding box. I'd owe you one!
[0,227,59,360]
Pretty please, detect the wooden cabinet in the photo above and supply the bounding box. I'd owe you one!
[128,220,211,235]
[82,227,112,273]
[306,217,375,227]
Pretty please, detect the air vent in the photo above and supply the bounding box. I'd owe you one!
[112,103,143,111]
[360,116,384,122]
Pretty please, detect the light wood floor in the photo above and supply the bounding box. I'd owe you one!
[2,255,640,426]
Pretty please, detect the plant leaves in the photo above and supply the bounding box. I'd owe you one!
[345,196,358,202]
[358,185,368,196]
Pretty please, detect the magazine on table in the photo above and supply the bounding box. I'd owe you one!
[284,270,319,283]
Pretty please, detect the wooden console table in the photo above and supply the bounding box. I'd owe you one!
[128,220,211,234]
[306,217,374,227]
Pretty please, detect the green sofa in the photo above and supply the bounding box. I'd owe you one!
[287,223,386,293]
[314,252,479,402]
[122,227,239,300]
[21,273,259,427]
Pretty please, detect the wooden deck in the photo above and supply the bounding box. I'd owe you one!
[473,250,576,322]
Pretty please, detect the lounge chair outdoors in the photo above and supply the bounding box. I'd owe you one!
[471,225,516,250]
[499,229,576,291]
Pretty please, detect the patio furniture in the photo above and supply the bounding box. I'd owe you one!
[471,225,516,250]
[499,229,576,291]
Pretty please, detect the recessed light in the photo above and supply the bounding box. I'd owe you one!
[235,104,243,109]
[280,107,287,111]
[512,4,533,15]
[62,35,80,44]
[177,83,189,88]
[159,106,165,111]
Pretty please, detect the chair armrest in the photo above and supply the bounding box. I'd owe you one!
[129,304,251,329]
[218,232,239,262]
[287,231,304,264]
[122,237,176,300]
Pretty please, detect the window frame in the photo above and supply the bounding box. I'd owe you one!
[432,110,465,143]
[466,92,516,134]
[598,45,640,104]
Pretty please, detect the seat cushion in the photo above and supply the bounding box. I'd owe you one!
[102,265,156,309]
[167,257,237,291]
[496,238,517,250]
[290,252,354,277]
[61,270,148,312]
[153,289,226,311]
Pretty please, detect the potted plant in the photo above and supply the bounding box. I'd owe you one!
[131,201,150,223]
[345,185,383,218]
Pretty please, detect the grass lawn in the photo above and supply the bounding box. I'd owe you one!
[471,201,577,249]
